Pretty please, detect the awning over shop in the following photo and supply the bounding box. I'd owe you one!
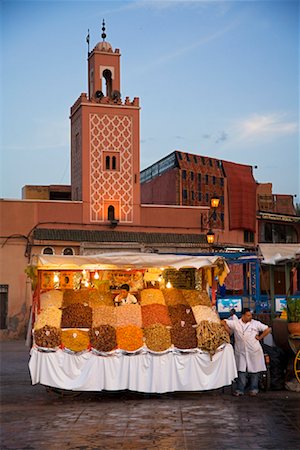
[259,244,300,265]
[34,252,228,271]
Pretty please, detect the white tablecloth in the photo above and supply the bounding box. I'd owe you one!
[29,345,237,393]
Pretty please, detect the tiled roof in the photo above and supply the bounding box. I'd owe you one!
[33,228,207,244]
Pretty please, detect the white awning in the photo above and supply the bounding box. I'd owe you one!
[259,244,300,265]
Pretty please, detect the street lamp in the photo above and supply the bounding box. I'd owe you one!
[205,195,220,245]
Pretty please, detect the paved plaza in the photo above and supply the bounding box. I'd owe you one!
[1,341,299,450]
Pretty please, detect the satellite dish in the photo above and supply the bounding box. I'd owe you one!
[111,90,121,101]
[95,90,104,99]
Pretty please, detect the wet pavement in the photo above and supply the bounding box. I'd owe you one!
[0,341,299,450]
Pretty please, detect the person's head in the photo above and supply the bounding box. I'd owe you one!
[230,308,236,316]
[241,307,252,323]
[120,284,130,295]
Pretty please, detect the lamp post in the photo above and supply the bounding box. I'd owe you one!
[206,195,220,245]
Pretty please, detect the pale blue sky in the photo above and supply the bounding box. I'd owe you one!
[1,0,299,201]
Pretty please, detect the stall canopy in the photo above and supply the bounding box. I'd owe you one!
[259,244,300,265]
[34,252,228,271]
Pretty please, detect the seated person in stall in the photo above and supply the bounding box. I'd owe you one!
[114,284,138,306]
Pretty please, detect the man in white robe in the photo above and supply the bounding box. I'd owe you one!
[223,308,271,396]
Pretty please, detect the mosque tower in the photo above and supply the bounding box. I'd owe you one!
[70,21,141,225]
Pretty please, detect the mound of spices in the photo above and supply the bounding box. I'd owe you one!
[181,289,211,307]
[116,304,142,327]
[61,303,93,328]
[140,289,166,306]
[34,325,61,348]
[62,289,101,307]
[89,325,117,352]
[93,306,117,327]
[171,323,198,349]
[192,305,220,325]
[116,325,144,351]
[40,290,63,309]
[168,304,196,326]
[34,306,62,330]
[141,304,171,328]
[161,288,187,306]
[61,329,90,352]
[143,323,172,352]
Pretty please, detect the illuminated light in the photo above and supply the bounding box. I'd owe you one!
[166,281,172,289]
[210,196,220,209]
[82,270,86,276]
[160,267,165,271]
[206,230,215,245]
[94,271,100,280]
[84,281,89,287]
[158,275,163,282]
[53,274,60,283]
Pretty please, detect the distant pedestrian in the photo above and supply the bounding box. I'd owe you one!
[228,308,238,321]
[222,307,271,397]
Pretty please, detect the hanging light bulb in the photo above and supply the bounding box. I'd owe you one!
[84,280,89,287]
[158,275,163,282]
[94,271,99,280]
[166,280,172,289]
[53,273,60,283]
[82,269,86,276]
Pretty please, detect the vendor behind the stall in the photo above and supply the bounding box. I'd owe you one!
[114,284,138,306]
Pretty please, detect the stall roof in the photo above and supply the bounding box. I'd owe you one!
[259,244,300,265]
[34,252,227,271]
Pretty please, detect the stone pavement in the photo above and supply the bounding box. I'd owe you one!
[1,341,299,450]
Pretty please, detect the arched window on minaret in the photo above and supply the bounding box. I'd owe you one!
[108,205,115,221]
[102,69,112,98]
[105,155,110,170]
[112,156,116,170]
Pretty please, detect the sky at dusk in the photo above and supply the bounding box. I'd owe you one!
[1,0,299,201]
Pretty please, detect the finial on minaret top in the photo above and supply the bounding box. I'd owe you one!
[101,19,106,41]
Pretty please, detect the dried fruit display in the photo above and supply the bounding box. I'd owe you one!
[34,325,61,348]
[39,290,63,309]
[93,306,117,327]
[143,323,171,352]
[181,289,211,307]
[62,289,101,307]
[34,306,62,330]
[170,323,197,349]
[161,288,187,306]
[61,329,90,352]
[116,325,144,351]
[192,305,220,325]
[61,303,93,328]
[116,304,142,327]
[168,304,196,326]
[95,293,114,307]
[140,289,166,306]
[89,325,117,352]
[196,320,230,355]
[141,304,171,327]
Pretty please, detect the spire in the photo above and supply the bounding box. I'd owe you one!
[101,19,106,41]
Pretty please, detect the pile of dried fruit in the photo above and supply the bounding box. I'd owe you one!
[143,323,172,352]
[140,289,166,306]
[61,303,93,328]
[116,325,144,351]
[61,329,90,352]
[62,289,101,307]
[34,306,62,330]
[181,290,211,307]
[196,320,230,355]
[34,325,61,348]
[141,304,171,327]
[116,304,142,327]
[93,306,117,327]
[192,305,220,325]
[168,304,196,326]
[170,323,197,349]
[89,325,117,352]
[161,288,187,306]
[39,290,63,309]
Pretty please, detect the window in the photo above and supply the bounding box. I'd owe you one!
[212,176,216,185]
[42,247,54,255]
[182,189,187,200]
[103,152,120,171]
[220,195,224,205]
[190,171,194,181]
[191,191,195,200]
[221,213,224,222]
[108,205,115,221]
[105,156,110,170]
[112,156,117,170]
[197,173,201,183]
[193,155,198,163]
[0,285,8,329]
[244,230,254,243]
[206,193,209,203]
[209,159,213,167]
[182,170,186,180]
[220,178,224,187]
[102,69,112,97]
[198,192,202,201]
[62,247,74,256]
[177,152,182,160]
[205,175,209,185]
[201,157,206,165]
[186,154,190,162]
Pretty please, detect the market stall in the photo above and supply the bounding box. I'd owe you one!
[28,252,237,393]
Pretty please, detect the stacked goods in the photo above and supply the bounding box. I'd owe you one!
[34,306,62,330]
[62,289,102,307]
[181,290,211,307]
[140,289,166,306]
[196,321,230,355]
[116,325,144,351]
[162,288,187,306]
[171,323,198,349]
[192,305,220,325]
[89,325,117,352]
[168,304,196,326]
[116,304,142,327]
[96,293,114,307]
[92,306,117,327]
[141,304,171,327]
[40,290,63,309]
[61,329,90,352]
[143,323,172,352]
[61,303,93,328]
[34,325,61,348]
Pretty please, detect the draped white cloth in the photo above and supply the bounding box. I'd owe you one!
[29,345,237,393]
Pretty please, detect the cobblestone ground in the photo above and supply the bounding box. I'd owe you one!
[1,341,299,450]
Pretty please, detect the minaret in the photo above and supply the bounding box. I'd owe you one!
[70,21,141,226]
